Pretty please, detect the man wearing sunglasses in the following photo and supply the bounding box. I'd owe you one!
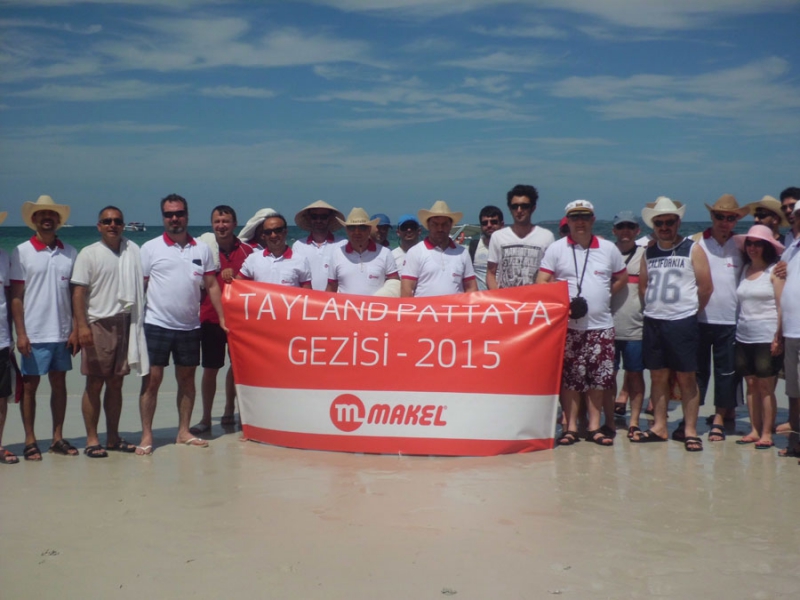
[392,214,421,276]
[137,194,225,454]
[292,200,346,291]
[487,184,554,289]
[691,195,748,441]
[748,195,789,245]
[238,214,312,288]
[780,187,799,248]
[71,206,147,457]
[635,197,712,452]
[470,205,504,291]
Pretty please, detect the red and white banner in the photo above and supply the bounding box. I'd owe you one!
[224,281,569,456]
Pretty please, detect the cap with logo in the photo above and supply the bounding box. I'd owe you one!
[565,199,594,216]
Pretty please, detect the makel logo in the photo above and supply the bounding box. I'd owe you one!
[329,394,447,433]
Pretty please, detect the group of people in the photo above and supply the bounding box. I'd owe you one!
[0,185,798,463]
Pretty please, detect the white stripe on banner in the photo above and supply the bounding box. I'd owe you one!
[238,386,558,441]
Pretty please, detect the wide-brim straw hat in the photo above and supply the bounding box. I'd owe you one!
[417,200,462,230]
[336,207,379,228]
[238,208,279,242]
[704,194,749,219]
[21,195,70,231]
[295,200,345,232]
[641,196,685,229]
[745,195,789,227]
[0,211,7,226]
[733,224,785,255]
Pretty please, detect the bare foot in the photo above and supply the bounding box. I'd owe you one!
[775,422,794,434]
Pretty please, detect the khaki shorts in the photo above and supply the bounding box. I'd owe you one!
[81,313,131,378]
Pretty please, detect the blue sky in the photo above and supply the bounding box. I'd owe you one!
[1,0,798,226]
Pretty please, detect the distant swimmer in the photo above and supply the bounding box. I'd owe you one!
[10,195,78,461]
[238,212,312,288]
[327,208,399,296]
[292,200,345,291]
[487,184,554,289]
[632,196,712,452]
[537,200,628,447]
[391,214,421,277]
[469,205,504,291]
[72,205,148,458]
[401,200,478,298]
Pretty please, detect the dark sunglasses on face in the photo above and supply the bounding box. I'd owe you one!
[744,239,766,247]
[99,218,124,226]
[753,210,775,220]
[712,212,738,222]
[399,223,419,232]
[481,218,500,226]
[614,222,637,230]
[262,226,286,236]
[509,203,532,211]
[163,210,187,219]
[652,218,677,228]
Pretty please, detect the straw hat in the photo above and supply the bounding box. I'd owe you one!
[0,211,7,226]
[417,200,462,230]
[733,224,785,255]
[745,195,789,227]
[641,196,685,229]
[336,207,379,228]
[21,195,70,231]
[238,207,279,242]
[704,194,748,218]
[294,200,344,232]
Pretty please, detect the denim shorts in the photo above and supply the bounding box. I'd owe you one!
[20,342,73,376]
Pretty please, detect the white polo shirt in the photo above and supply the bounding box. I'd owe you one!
[291,233,345,291]
[71,239,140,323]
[781,236,800,338]
[0,248,11,350]
[239,247,312,287]
[10,236,77,343]
[141,233,215,331]
[401,238,477,297]
[539,235,626,331]
[328,239,398,296]
[696,229,742,325]
[392,246,409,276]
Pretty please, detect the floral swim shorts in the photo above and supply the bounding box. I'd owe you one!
[562,327,615,392]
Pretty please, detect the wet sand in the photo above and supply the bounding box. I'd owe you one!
[1,369,799,599]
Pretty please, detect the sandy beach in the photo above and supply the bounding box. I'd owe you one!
[1,368,799,599]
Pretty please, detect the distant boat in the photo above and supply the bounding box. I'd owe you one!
[123,222,146,232]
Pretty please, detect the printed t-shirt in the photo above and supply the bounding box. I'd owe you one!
[611,245,645,341]
[10,236,77,343]
[642,238,698,321]
[401,238,476,297]
[487,226,554,288]
[71,239,140,323]
[239,247,312,287]
[328,240,398,296]
[696,230,742,325]
[539,235,626,331]
[141,233,215,331]
[291,233,345,291]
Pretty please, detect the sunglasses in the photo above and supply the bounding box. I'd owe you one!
[399,223,419,232]
[712,212,738,223]
[99,218,124,226]
[509,203,532,211]
[744,239,767,247]
[162,210,187,219]
[261,226,286,236]
[753,209,775,220]
[652,218,677,228]
[614,222,637,230]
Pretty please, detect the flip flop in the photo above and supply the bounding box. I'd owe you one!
[135,445,153,456]
[736,436,759,445]
[189,422,211,435]
[755,441,774,450]
[630,430,668,443]
[49,439,79,456]
[106,439,137,453]
[180,437,208,448]
[84,444,108,458]
[0,448,19,465]
[671,421,686,442]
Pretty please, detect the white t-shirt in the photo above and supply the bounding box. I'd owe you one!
[239,247,312,287]
[539,236,626,331]
[472,237,490,291]
[10,237,77,343]
[781,237,800,338]
[611,245,645,341]
[0,248,10,350]
[71,239,140,323]
[328,240,398,296]
[392,246,409,277]
[487,225,554,287]
[291,233,345,291]
[696,230,743,325]
[401,238,477,297]
[141,233,215,331]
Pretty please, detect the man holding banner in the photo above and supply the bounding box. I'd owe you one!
[401,201,478,297]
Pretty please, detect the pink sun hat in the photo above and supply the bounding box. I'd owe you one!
[733,224,784,255]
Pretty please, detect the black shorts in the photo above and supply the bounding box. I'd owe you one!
[643,315,699,373]
[0,347,12,398]
[735,342,783,379]
[201,322,228,369]
[144,324,201,368]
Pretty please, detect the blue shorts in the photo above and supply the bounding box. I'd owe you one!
[643,315,699,373]
[614,340,644,372]
[20,342,73,376]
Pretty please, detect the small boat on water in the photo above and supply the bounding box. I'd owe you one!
[123,222,146,232]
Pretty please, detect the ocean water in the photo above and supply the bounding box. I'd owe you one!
[0,220,756,253]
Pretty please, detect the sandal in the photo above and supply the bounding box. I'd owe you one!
[49,439,79,456]
[671,421,686,442]
[106,439,137,453]
[84,444,108,458]
[557,431,580,446]
[614,403,626,417]
[600,424,617,439]
[0,448,19,465]
[189,422,211,435]
[684,436,703,452]
[23,442,42,461]
[627,426,641,440]
[708,424,726,442]
[630,430,668,443]
[778,445,800,458]
[220,415,237,426]
[586,429,614,446]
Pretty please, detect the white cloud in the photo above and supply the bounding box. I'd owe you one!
[462,75,511,94]
[4,121,185,137]
[200,85,276,99]
[0,18,102,34]
[471,24,568,39]
[441,51,550,72]
[10,79,185,101]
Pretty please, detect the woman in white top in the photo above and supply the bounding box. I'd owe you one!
[733,225,785,449]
